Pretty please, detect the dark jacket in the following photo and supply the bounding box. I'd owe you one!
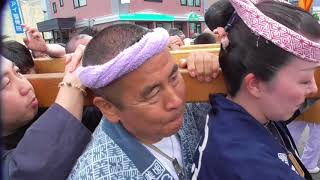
[192,94,311,180]
[2,103,91,180]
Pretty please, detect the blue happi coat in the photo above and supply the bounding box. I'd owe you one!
[192,94,311,180]
[68,103,210,180]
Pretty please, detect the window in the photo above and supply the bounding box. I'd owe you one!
[188,0,194,6]
[196,23,201,33]
[59,0,64,7]
[144,0,163,2]
[73,0,87,8]
[52,2,57,13]
[156,22,171,30]
[156,23,163,28]
[186,0,200,7]
[174,23,183,31]
[195,0,200,7]
[189,22,201,35]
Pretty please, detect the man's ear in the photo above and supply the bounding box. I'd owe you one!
[93,97,121,123]
[243,73,263,98]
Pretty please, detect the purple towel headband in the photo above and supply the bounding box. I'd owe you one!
[77,27,169,88]
[229,0,320,63]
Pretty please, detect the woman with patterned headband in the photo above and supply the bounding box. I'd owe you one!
[192,0,320,179]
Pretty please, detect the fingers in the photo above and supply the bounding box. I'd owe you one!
[31,30,41,39]
[22,24,29,31]
[179,58,187,69]
[213,27,227,38]
[28,27,41,39]
[203,53,213,82]
[186,53,197,78]
[65,55,74,73]
[211,55,221,79]
[64,54,72,66]
[23,25,41,39]
[29,27,37,35]
[22,24,31,36]
[172,40,183,47]
[212,68,221,79]
[186,52,220,82]
[169,35,184,50]
[66,45,85,72]
[193,53,205,82]
[23,37,29,45]
[170,44,180,50]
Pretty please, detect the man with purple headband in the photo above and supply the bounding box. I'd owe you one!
[67,23,218,180]
[192,0,320,179]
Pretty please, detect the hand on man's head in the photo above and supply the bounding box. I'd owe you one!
[63,44,86,89]
[65,44,85,73]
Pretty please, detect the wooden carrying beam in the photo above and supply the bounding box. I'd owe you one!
[179,44,220,50]
[34,48,220,74]
[24,69,320,106]
[34,57,66,73]
[25,70,226,107]
[26,69,320,123]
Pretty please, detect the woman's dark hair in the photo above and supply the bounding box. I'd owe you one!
[205,0,235,31]
[215,1,320,97]
[1,39,34,74]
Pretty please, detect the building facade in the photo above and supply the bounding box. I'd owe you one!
[43,0,206,41]
[205,0,218,11]
[314,0,320,12]
[2,0,45,43]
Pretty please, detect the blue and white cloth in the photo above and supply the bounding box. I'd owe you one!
[68,103,210,180]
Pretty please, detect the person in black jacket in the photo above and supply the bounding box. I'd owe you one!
[1,45,91,180]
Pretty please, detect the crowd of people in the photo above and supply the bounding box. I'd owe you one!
[1,0,320,179]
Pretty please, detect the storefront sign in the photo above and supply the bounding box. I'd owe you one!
[188,12,199,21]
[9,0,24,34]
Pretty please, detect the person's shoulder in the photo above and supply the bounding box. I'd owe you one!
[204,116,273,158]
[199,139,293,179]
[68,123,113,176]
[68,121,143,179]
[185,102,211,114]
[2,149,12,180]
[2,148,12,160]
[76,120,117,159]
[183,102,211,132]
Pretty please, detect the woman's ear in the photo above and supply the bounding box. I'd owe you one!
[243,73,263,98]
[93,97,121,123]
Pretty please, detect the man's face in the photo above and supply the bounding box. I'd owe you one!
[113,48,186,144]
[1,57,38,135]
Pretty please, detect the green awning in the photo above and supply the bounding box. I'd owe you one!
[120,13,174,21]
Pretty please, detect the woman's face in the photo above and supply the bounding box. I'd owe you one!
[258,57,319,121]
